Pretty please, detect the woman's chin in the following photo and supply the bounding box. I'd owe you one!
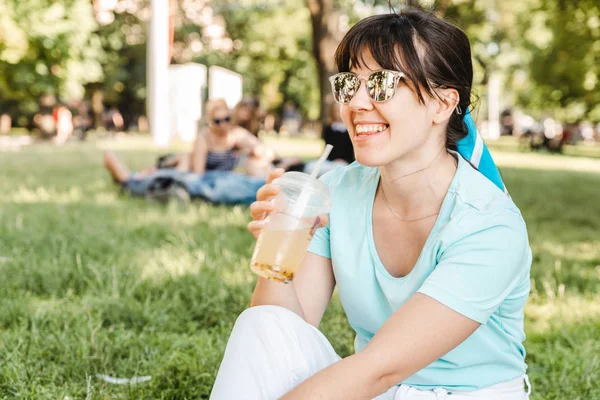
[354,152,386,167]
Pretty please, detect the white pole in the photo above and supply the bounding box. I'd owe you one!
[487,71,501,140]
[147,0,170,147]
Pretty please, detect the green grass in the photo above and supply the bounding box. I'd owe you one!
[1,137,599,399]
[487,135,600,160]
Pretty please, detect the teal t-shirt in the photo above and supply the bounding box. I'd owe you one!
[308,153,532,391]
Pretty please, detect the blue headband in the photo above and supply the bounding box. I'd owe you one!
[456,109,506,193]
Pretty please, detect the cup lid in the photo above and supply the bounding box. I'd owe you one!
[274,171,331,215]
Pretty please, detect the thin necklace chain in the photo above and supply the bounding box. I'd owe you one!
[379,149,447,222]
[389,147,446,182]
[380,184,440,222]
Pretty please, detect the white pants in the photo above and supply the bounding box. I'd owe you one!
[210,306,531,400]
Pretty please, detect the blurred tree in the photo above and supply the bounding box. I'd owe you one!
[92,0,149,130]
[205,0,320,121]
[307,0,338,125]
[4,0,597,132]
[515,0,600,122]
[0,0,103,126]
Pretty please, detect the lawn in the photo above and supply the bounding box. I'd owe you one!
[1,136,599,399]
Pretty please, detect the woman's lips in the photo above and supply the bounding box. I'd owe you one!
[354,124,388,142]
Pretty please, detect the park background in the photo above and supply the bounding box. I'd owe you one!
[1,0,600,398]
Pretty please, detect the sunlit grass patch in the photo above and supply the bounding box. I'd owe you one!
[526,293,600,334]
[137,245,206,281]
[537,241,600,262]
[3,186,84,204]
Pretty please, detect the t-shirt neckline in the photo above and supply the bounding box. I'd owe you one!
[366,152,463,280]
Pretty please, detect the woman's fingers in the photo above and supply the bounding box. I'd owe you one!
[247,220,266,239]
[318,214,329,228]
[249,174,282,238]
[249,200,274,221]
[255,183,280,202]
[250,169,329,239]
[266,168,285,184]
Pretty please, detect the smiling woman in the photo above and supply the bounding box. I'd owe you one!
[211,5,532,400]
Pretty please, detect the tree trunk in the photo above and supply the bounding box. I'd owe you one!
[306,0,338,127]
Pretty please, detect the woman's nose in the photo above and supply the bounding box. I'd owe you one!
[348,80,373,113]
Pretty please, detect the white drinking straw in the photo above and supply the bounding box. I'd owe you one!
[310,144,334,178]
[289,145,334,218]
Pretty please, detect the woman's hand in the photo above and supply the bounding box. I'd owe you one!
[248,168,284,239]
[248,168,328,239]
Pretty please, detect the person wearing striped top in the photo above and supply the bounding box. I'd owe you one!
[191,99,276,177]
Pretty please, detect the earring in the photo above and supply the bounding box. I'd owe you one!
[456,105,463,115]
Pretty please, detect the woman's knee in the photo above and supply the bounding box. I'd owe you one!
[231,305,303,339]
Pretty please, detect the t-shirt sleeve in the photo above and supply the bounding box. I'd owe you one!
[418,208,531,324]
[308,222,331,259]
[307,168,341,259]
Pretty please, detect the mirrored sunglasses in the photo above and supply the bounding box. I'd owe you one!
[329,70,405,104]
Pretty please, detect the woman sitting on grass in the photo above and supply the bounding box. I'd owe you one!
[189,98,293,177]
[211,5,532,399]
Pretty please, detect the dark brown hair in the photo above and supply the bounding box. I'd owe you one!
[334,7,473,150]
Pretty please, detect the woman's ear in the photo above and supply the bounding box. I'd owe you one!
[433,88,459,125]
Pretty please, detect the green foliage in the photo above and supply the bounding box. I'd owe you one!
[516,0,600,121]
[0,0,103,117]
[94,8,148,123]
[205,0,320,119]
[1,0,599,127]
[0,138,600,398]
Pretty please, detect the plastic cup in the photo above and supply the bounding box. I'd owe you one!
[250,171,331,283]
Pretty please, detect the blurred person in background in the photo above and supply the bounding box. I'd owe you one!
[53,104,73,145]
[542,116,564,152]
[191,98,284,177]
[322,101,355,165]
[33,94,57,139]
[71,100,93,141]
[104,106,125,134]
[500,108,515,136]
[279,100,302,136]
[103,149,266,205]
[103,99,299,203]
[233,96,265,137]
[105,99,300,182]
[580,121,595,143]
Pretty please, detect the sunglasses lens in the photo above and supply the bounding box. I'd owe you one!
[367,71,397,102]
[331,73,358,104]
[214,116,231,125]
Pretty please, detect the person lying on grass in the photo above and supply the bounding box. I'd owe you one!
[102,99,301,203]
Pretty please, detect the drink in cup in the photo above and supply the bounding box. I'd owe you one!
[250,171,331,283]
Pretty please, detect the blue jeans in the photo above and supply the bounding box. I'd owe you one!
[124,170,265,205]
